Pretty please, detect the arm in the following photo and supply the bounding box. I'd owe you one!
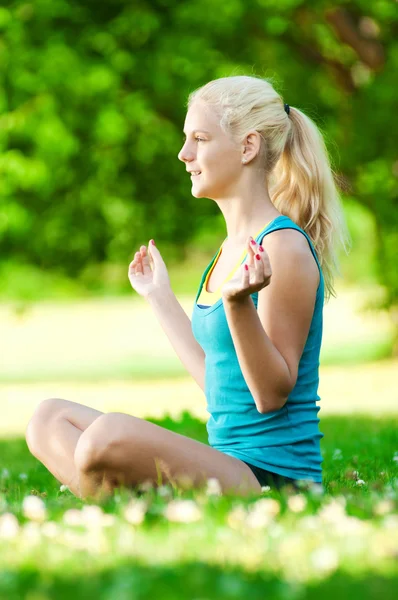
[223,296,293,413]
[223,230,319,414]
[146,287,205,393]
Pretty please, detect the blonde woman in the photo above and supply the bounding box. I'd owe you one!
[26,75,350,500]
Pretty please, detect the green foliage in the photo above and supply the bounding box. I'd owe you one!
[0,0,397,309]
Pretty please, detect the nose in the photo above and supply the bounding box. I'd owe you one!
[178,141,195,163]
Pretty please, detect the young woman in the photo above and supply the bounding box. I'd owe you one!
[25,75,350,500]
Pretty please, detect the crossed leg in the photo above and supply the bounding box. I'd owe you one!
[25,398,104,497]
[25,398,262,501]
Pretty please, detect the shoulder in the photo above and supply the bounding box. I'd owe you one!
[260,226,310,252]
[260,227,319,287]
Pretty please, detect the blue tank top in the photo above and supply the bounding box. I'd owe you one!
[191,215,324,483]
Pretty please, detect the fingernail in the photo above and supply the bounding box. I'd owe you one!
[255,254,260,260]
[250,239,256,245]
[259,245,264,252]
[245,264,249,270]
[151,239,156,246]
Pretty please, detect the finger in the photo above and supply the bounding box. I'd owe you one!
[254,247,263,280]
[243,263,250,286]
[247,238,255,266]
[135,251,143,274]
[148,240,166,269]
[140,245,152,275]
[129,253,139,271]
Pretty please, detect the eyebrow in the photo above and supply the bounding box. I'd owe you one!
[182,129,211,136]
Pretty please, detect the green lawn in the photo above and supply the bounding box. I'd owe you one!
[0,413,397,599]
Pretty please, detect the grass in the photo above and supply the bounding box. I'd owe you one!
[0,413,397,599]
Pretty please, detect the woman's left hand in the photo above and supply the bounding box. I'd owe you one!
[221,237,272,302]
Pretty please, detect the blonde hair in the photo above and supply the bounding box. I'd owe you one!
[187,75,351,301]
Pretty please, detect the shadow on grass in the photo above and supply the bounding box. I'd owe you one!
[0,561,396,600]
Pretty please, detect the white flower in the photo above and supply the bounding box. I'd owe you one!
[41,521,60,538]
[22,496,47,522]
[63,509,84,527]
[288,494,307,513]
[206,477,222,496]
[60,485,69,493]
[19,473,28,481]
[332,449,342,460]
[164,499,202,523]
[261,485,271,493]
[246,505,273,529]
[81,505,104,522]
[226,506,247,529]
[252,498,280,518]
[1,469,10,479]
[311,546,339,573]
[333,515,368,535]
[356,479,366,486]
[318,499,346,522]
[63,505,115,530]
[0,513,19,539]
[393,452,398,463]
[245,498,280,528]
[123,499,147,525]
[157,485,173,499]
[307,482,324,497]
[137,479,154,493]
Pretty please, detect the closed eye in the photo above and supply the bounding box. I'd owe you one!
[183,137,205,142]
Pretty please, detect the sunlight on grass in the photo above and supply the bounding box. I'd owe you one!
[0,284,394,384]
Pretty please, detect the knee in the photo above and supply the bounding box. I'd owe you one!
[25,398,67,455]
[73,414,111,474]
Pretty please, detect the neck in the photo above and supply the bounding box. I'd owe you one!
[225,207,281,246]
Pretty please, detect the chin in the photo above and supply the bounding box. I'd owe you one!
[191,185,208,198]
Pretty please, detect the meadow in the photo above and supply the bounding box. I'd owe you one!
[0,281,397,599]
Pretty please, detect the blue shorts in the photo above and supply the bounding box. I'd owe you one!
[242,460,300,491]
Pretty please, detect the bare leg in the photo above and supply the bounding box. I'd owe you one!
[25,398,104,497]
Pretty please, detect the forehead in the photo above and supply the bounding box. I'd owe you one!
[183,102,220,133]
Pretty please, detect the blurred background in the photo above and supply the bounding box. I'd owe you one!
[0,0,397,438]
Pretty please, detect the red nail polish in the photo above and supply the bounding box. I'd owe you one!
[250,239,256,245]
[245,264,248,270]
[259,245,264,252]
[151,240,156,246]
[256,254,260,260]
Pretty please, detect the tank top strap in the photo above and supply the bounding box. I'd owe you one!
[194,248,220,304]
[255,215,322,273]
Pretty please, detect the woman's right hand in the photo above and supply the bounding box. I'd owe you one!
[128,240,171,300]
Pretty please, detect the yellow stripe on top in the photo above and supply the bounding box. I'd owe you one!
[197,221,272,307]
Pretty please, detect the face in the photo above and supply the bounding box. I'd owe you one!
[178,101,241,199]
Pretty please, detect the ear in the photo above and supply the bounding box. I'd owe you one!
[242,131,262,162]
